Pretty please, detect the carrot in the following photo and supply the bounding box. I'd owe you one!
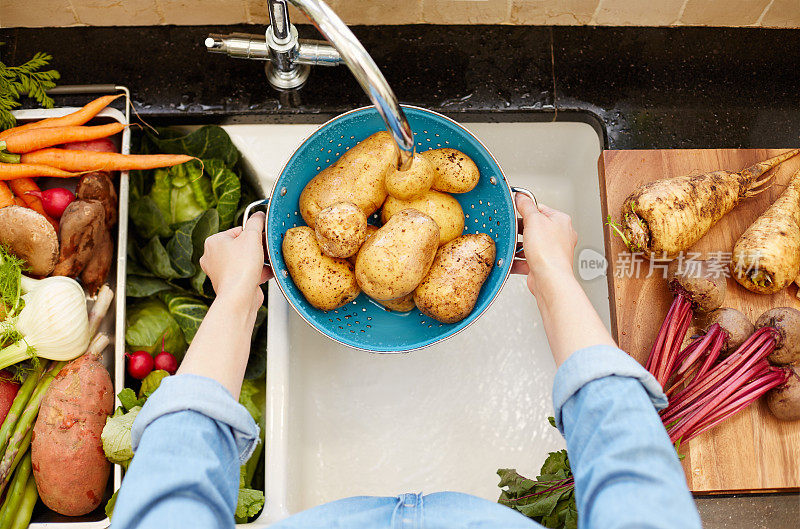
[0,94,123,142]
[7,179,59,231]
[20,149,195,172]
[0,123,126,154]
[616,149,800,257]
[0,163,81,180]
[0,182,14,208]
[13,197,26,207]
[732,170,800,294]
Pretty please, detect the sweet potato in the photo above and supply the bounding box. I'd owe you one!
[618,150,799,257]
[80,226,113,296]
[31,348,114,516]
[76,172,117,227]
[52,200,106,278]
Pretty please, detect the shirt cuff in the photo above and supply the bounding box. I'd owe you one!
[131,374,260,464]
[552,344,667,433]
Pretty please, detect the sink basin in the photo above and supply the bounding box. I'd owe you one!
[222,119,604,524]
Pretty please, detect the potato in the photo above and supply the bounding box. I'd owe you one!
[381,190,465,246]
[282,227,360,310]
[420,148,480,194]
[299,131,397,227]
[315,201,367,258]
[349,225,379,265]
[32,351,114,516]
[414,234,496,324]
[355,209,439,301]
[385,153,434,200]
[376,292,416,312]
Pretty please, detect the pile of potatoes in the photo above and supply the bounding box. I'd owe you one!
[282,131,497,324]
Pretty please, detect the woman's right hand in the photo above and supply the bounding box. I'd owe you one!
[511,195,578,297]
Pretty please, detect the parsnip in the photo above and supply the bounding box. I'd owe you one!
[619,149,799,257]
[732,171,800,294]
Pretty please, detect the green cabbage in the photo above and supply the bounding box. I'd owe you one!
[125,298,187,359]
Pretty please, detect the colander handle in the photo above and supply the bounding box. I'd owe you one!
[510,186,538,261]
[242,198,272,268]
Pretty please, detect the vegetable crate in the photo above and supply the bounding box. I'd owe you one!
[11,102,130,526]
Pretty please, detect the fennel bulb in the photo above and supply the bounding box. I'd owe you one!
[0,274,90,370]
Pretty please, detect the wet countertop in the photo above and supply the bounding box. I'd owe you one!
[1,23,798,527]
[2,25,800,150]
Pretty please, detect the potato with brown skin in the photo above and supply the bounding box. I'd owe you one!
[375,292,416,312]
[385,154,434,200]
[667,259,726,313]
[76,171,117,227]
[283,227,360,311]
[381,190,464,246]
[355,209,439,301]
[767,365,800,421]
[315,201,367,259]
[755,307,800,365]
[32,349,114,516]
[414,233,496,324]
[299,132,397,228]
[420,148,480,194]
[349,225,379,266]
[620,150,799,257]
[52,200,106,278]
[697,307,754,354]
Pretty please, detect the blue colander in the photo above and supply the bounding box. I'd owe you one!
[244,105,534,352]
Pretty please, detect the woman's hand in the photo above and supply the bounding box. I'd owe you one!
[511,195,578,297]
[199,212,273,312]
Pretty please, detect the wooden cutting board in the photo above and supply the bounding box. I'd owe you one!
[599,149,800,494]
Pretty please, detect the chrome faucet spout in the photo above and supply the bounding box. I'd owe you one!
[205,0,414,169]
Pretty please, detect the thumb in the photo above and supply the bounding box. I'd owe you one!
[244,211,266,234]
[515,194,540,221]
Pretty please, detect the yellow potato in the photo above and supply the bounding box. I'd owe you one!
[385,154,434,200]
[299,131,397,227]
[355,209,439,301]
[315,201,367,258]
[381,190,465,246]
[282,227,360,311]
[348,225,379,265]
[414,234,496,323]
[420,148,480,194]
[375,292,416,312]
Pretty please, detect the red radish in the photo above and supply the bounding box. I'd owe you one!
[62,138,116,153]
[25,188,76,218]
[125,351,154,380]
[154,352,177,375]
[0,370,20,425]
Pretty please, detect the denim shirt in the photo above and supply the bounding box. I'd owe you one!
[110,345,702,529]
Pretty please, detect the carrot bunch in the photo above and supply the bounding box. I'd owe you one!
[0,94,195,180]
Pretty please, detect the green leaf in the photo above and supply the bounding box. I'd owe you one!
[165,209,220,280]
[129,196,173,239]
[235,488,265,522]
[126,275,173,298]
[161,291,209,344]
[245,304,268,380]
[205,159,241,229]
[139,370,170,399]
[140,237,180,280]
[101,406,141,466]
[148,126,240,168]
[117,388,145,411]
[105,489,118,519]
[125,297,187,358]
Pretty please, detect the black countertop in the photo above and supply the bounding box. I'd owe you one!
[2,24,800,150]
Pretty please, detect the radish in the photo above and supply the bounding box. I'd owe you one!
[617,149,799,257]
[154,352,177,375]
[125,351,154,380]
[25,187,75,219]
[62,138,116,153]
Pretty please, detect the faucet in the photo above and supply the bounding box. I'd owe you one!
[205,0,415,170]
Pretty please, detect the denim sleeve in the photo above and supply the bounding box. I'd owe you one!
[110,374,260,529]
[552,345,701,529]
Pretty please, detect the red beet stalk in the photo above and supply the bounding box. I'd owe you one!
[646,293,693,387]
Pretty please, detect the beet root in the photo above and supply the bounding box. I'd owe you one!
[756,307,800,365]
[698,308,754,354]
[767,365,800,421]
[667,259,727,313]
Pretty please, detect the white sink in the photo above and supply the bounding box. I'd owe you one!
[222,119,605,524]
